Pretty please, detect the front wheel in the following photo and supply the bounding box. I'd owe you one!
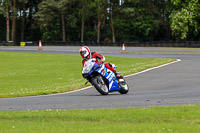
[91,76,108,95]
[119,81,129,94]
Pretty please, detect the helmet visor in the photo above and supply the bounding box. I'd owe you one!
[80,50,86,57]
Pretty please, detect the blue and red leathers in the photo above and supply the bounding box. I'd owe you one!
[82,51,117,74]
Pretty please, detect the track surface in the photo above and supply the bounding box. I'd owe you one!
[0,46,200,111]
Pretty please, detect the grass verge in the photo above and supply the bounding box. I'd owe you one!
[0,105,200,133]
[0,52,175,98]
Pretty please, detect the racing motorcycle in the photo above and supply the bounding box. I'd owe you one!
[82,59,129,95]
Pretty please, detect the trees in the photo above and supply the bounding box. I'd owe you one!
[18,0,28,41]
[170,0,200,40]
[57,0,75,41]
[0,0,200,43]
[11,0,16,42]
[0,0,42,43]
[109,0,121,42]
[5,1,10,42]
[113,0,154,42]
[0,0,11,42]
[79,0,92,43]
[93,0,107,42]
[35,0,60,41]
[35,0,76,41]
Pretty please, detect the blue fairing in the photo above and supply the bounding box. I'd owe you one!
[94,63,121,92]
[82,60,121,92]
[88,63,101,75]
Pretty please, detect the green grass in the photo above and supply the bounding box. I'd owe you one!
[0,52,198,133]
[127,52,200,55]
[0,52,175,98]
[0,105,200,133]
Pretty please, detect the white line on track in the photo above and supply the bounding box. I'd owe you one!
[125,59,181,78]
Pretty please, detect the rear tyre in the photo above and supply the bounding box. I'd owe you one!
[91,76,108,95]
[119,81,129,94]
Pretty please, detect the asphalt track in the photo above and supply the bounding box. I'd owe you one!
[0,46,200,111]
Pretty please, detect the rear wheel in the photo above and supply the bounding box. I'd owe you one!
[91,76,108,95]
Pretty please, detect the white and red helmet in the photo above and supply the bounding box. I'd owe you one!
[79,46,91,59]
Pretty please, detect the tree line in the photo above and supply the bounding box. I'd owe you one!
[0,0,200,44]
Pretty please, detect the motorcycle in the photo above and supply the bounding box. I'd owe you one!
[82,59,129,95]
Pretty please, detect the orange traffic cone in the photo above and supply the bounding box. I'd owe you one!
[122,43,125,53]
[38,40,43,50]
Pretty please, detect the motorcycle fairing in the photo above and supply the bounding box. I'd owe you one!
[98,64,121,91]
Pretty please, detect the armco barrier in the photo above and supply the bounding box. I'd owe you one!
[1,41,200,47]
[0,42,14,46]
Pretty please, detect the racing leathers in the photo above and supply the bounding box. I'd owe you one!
[82,51,123,79]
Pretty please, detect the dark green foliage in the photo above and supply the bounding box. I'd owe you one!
[0,0,200,42]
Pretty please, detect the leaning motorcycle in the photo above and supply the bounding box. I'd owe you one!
[82,59,129,95]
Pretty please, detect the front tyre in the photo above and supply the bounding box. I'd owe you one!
[91,76,108,95]
[119,81,129,94]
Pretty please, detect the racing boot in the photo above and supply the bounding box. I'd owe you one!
[105,63,123,79]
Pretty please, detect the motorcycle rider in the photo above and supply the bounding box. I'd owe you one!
[79,46,123,79]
